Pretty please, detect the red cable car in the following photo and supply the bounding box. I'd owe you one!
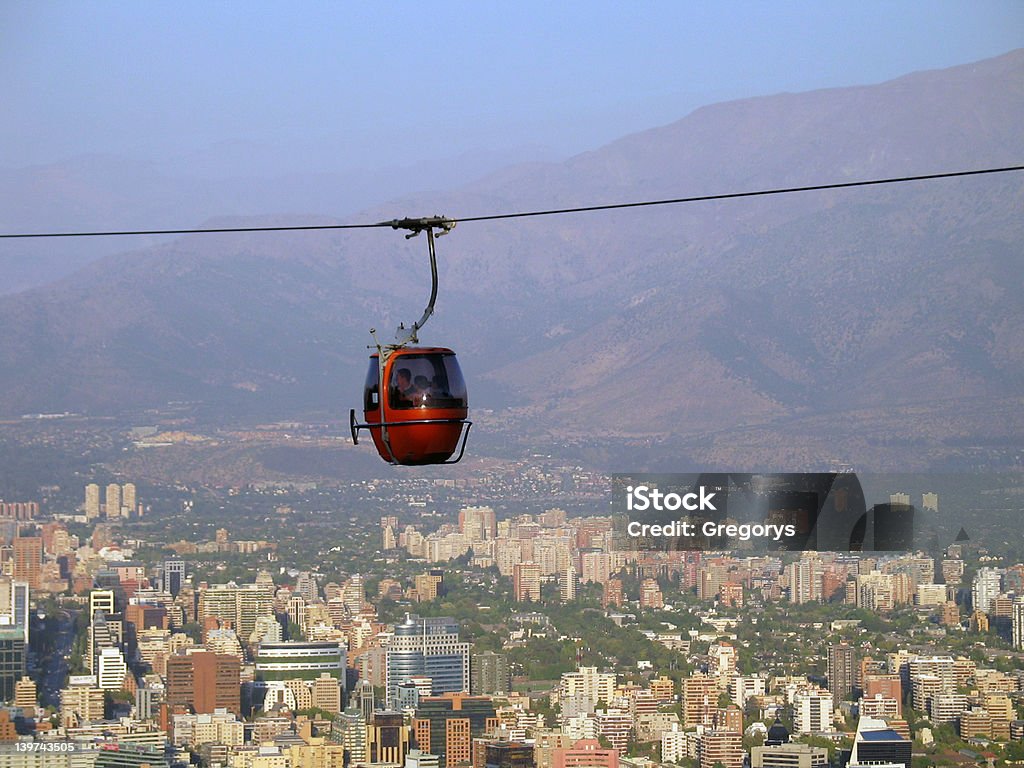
[350,218,472,465]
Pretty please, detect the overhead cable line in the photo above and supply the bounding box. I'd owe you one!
[0,164,1021,240]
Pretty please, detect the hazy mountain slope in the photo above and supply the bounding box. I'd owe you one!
[0,51,1020,461]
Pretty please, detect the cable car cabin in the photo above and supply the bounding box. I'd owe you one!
[352,347,471,465]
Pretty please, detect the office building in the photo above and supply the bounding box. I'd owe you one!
[12,537,41,591]
[413,693,496,767]
[0,579,29,643]
[334,707,368,764]
[162,559,186,598]
[255,640,346,682]
[751,744,828,768]
[387,615,469,706]
[849,716,910,768]
[368,710,411,765]
[486,741,536,768]
[166,651,241,715]
[96,647,127,690]
[0,629,26,703]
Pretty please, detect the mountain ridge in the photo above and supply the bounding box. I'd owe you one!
[0,51,1021,470]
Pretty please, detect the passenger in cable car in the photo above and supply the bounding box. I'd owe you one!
[392,368,415,406]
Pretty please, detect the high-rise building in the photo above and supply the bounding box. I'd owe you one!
[368,710,411,765]
[254,641,346,684]
[849,716,910,768]
[13,676,35,715]
[122,483,137,515]
[166,650,241,715]
[827,644,857,702]
[683,674,718,727]
[602,579,624,608]
[700,730,743,768]
[639,579,664,609]
[793,689,832,734]
[972,567,1003,614]
[414,572,443,602]
[105,483,122,518]
[386,615,469,707]
[471,651,510,695]
[413,693,497,767]
[198,579,275,643]
[12,537,41,591]
[513,563,542,602]
[335,707,368,764]
[60,680,105,726]
[459,506,496,541]
[0,579,29,643]
[560,566,578,603]
[358,679,375,722]
[96,646,127,690]
[863,674,902,717]
[788,557,822,604]
[85,484,101,520]
[1012,598,1024,650]
[0,629,25,704]
[163,559,186,598]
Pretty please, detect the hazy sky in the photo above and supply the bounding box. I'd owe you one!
[3,1,1022,177]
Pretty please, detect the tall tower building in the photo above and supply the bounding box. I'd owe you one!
[368,710,410,765]
[167,651,241,715]
[105,483,122,518]
[122,483,137,516]
[793,689,833,734]
[828,644,857,702]
[386,614,469,707]
[471,651,511,696]
[560,566,578,603]
[513,563,541,602]
[788,557,822,604]
[0,579,29,643]
[1012,598,1024,651]
[12,538,41,591]
[84,484,101,520]
[358,679,375,722]
[163,559,186,598]
[972,568,1003,614]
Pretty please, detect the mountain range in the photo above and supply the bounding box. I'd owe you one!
[1,50,1022,471]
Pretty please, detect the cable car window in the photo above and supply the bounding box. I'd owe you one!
[389,353,468,410]
[363,357,380,411]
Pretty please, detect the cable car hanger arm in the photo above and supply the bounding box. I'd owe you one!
[381,216,455,347]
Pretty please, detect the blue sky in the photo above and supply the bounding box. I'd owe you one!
[3,1,1022,177]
